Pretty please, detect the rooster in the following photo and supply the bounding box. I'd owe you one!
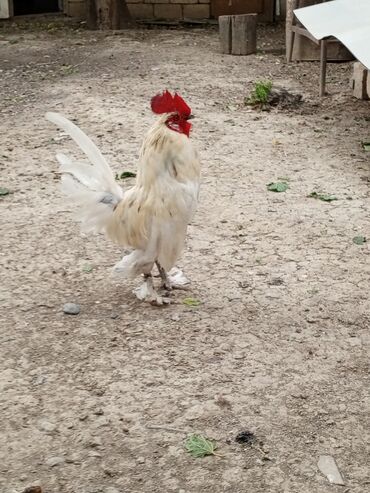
[46,91,200,305]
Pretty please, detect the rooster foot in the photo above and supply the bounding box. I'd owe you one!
[156,263,190,291]
[134,274,171,306]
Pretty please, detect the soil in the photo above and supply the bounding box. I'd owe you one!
[0,16,369,493]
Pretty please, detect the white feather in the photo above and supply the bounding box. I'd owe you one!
[46,112,123,199]
[47,112,124,234]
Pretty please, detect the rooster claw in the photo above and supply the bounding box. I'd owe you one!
[150,296,171,307]
[133,280,171,306]
[161,267,190,290]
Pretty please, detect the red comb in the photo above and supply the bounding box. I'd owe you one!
[151,90,191,117]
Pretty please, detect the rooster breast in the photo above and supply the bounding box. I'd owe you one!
[106,123,200,273]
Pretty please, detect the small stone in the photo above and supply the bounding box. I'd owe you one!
[93,408,104,416]
[136,456,145,464]
[34,375,47,385]
[46,456,65,467]
[65,453,80,464]
[63,303,80,315]
[104,488,120,493]
[318,455,345,485]
[88,436,103,448]
[88,450,102,458]
[38,419,56,433]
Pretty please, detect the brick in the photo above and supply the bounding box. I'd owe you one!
[183,4,210,18]
[154,4,182,19]
[128,3,154,18]
[170,0,198,4]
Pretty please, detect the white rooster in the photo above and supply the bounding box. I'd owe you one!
[46,90,200,305]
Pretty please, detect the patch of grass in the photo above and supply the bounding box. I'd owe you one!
[245,81,272,106]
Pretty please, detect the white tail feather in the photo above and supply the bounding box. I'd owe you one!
[46,112,124,234]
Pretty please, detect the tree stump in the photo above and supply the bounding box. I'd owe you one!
[219,14,257,56]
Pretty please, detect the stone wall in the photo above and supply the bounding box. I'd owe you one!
[128,0,210,20]
[64,0,211,20]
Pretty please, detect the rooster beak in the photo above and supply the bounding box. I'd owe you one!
[187,114,194,120]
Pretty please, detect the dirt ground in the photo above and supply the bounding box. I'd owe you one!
[0,16,369,493]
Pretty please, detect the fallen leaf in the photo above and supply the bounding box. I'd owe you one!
[361,141,370,151]
[353,235,367,245]
[115,171,136,180]
[0,187,10,196]
[82,264,93,273]
[308,192,338,202]
[185,434,218,458]
[267,182,289,192]
[182,297,201,307]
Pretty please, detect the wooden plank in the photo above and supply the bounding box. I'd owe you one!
[219,15,232,54]
[231,14,257,55]
[319,38,327,96]
[0,0,12,18]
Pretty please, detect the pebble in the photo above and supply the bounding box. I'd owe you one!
[104,488,120,493]
[63,303,80,315]
[88,450,102,458]
[38,419,56,433]
[88,436,103,448]
[46,456,65,467]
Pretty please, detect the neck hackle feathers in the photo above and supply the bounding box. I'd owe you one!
[151,90,192,137]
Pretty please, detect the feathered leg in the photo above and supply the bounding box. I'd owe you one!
[156,262,190,290]
[156,261,172,291]
[134,273,170,306]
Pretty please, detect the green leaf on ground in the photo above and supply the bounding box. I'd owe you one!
[185,434,218,458]
[267,182,289,193]
[353,236,367,245]
[308,192,338,202]
[82,264,93,273]
[361,142,370,151]
[0,187,10,196]
[115,171,137,180]
[182,297,201,307]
